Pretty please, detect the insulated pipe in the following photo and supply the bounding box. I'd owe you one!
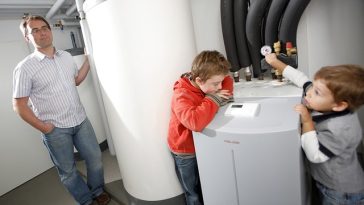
[75,0,116,155]
[264,0,289,48]
[221,0,240,72]
[278,0,310,47]
[45,0,66,19]
[233,0,251,69]
[246,0,271,77]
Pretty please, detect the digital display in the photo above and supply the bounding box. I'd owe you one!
[231,104,243,108]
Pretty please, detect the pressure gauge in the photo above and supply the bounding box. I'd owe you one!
[260,45,272,56]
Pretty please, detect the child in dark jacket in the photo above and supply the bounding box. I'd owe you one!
[168,50,234,205]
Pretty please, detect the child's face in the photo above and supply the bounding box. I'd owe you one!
[196,74,226,94]
[304,79,338,112]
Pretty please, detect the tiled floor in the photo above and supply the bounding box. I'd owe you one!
[0,149,122,205]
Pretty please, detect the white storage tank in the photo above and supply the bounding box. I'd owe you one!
[83,0,197,201]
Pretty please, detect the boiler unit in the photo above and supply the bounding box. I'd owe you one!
[193,82,308,205]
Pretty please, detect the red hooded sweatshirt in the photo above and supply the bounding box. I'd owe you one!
[167,75,233,154]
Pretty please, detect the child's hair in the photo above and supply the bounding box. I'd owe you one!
[19,15,51,37]
[189,50,230,82]
[314,64,364,111]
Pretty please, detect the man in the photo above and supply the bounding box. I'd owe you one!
[12,15,110,205]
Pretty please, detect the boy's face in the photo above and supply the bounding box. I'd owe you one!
[304,79,338,112]
[196,74,226,94]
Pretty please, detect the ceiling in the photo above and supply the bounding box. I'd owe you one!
[0,0,78,21]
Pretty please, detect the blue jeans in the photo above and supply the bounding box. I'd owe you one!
[316,181,364,205]
[42,118,104,205]
[171,153,203,205]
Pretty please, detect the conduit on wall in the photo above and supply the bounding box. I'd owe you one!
[221,0,240,72]
[264,0,289,48]
[278,0,311,51]
[233,0,251,69]
[221,0,310,77]
[245,0,271,77]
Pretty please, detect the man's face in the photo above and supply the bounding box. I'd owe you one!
[25,20,53,49]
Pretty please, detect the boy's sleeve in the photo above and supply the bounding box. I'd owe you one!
[282,66,310,88]
[172,89,219,132]
[301,131,330,163]
[222,75,234,94]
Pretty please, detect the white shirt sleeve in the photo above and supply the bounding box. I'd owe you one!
[301,131,329,163]
[282,66,310,88]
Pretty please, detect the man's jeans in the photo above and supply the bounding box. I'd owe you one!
[172,153,203,205]
[42,118,104,205]
[316,181,364,205]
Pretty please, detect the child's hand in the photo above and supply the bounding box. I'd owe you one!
[295,104,315,133]
[265,53,278,65]
[206,90,234,107]
[216,89,232,99]
[265,53,286,72]
[294,104,311,123]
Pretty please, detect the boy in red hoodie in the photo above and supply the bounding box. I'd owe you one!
[168,50,234,205]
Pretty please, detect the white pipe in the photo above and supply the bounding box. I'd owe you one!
[52,14,77,20]
[0,1,53,6]
[75,0,116,155]
[45,0,66,19]
[66,3,77,16]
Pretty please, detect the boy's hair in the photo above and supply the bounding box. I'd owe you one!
[314,64,364,111]
[190,50,230,82]
[19,15,51,37]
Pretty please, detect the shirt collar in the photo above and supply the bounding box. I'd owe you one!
[33,48,64,61]
[312,109,351,123]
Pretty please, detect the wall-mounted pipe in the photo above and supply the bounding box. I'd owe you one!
[221,0,240,72]
[233,0,251,69]
[45,0,66,19]
[66,3,77,16]
[264,0,289,48]
[246,0,271,77]
[278,0,310,47]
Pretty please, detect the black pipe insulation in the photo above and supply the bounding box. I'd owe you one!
[264,0,290,48]
[233,0,251,69]
[246,0,271,77]
[221,0,241,72]
[278,0,310,48]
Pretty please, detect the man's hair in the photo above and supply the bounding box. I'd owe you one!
[19,15,51,37]
[190,50,230,82]
[314,64,364,111]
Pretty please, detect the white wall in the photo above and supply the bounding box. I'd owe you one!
[0,19,54,196]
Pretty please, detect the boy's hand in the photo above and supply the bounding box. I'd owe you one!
[265,53,286,72]
[216,89,232,99]
[294,104,311,122]
[206,91,234,107]
[265,53,278,65]
[295,104,315,133]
